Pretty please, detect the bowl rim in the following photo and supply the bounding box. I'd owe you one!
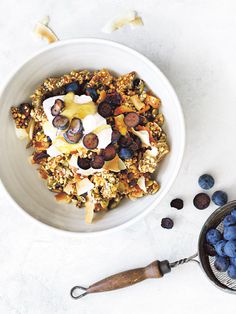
[0,38,185,236]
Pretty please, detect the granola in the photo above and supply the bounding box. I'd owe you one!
[11,69,169,223]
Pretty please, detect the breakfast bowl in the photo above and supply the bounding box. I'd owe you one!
[0,38,185,234]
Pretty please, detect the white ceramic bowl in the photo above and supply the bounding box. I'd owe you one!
[0,38,185,235]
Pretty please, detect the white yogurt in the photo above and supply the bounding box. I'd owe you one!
[42,94,112,158]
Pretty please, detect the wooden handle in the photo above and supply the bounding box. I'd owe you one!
[87,260,170,294]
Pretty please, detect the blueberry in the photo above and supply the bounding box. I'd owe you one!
[231,208,236,218]
[204,243,216,256]
[214,240,227,256]
[227,265,236,279]
[118,148,133,160]
[212,190,228,206]
[65,82,80,93]
[223,215,236,227]
[214,256,229,272]
[224,226,236,241]
[206,228,222,245]
[230,257,236,266]
[161,217,174,229]
[224,240,236,257]
[198,174,215,190]
[85,87,99,102]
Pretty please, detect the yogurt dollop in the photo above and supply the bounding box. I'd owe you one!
[42,94,112,158]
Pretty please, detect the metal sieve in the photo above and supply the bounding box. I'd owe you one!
[70,201,236,299]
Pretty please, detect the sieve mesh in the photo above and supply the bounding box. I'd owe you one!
[198,201,236,293]
[208,221,236,290]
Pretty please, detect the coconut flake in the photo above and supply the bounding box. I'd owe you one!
[47,144,61,157]
[102,10,143,33]
[137,176,147,193]
[85,193,95,224]
[14,126,28,140]
[130,16,144,29]
[131,128,150,147]
[34,22,59,43]
[148,146,159,157]
[76,178,94,196]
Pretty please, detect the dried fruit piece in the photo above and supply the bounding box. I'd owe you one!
[83,133,99,149]
[98,102,113,117]
[77,157,91,170]
[124,112,140,127]
[52,115,69,130]
[91,155,105,169]
[170,198,184,210]
[161,217,174,229]
[105,92,122,105]
[145,95,161,109]
[193,193,210,209]
[114,105,135,115]
[55,192,71,203]
[51,99,65,116]
[130,95,145,110]
[33,151,49,163]
[114,114,127,136]
[102,145,116,161]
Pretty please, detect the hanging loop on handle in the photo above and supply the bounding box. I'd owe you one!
[70,286,88,299]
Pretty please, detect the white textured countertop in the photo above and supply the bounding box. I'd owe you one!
[1,0,236,313]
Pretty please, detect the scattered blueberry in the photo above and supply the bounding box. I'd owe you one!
[224,240,236,257]
[118,148,133,160]
[204,243,216,256]
[161,217,174,229]
[206,229,222,245]
[224,226,236,241]
[214,256,229,272]
[230,257,236,266]
[193,193,210,209]
[65,82,80,93]
[170,198,184,210]
[212,191,228,206]
[214,240,227,257]
[198,174,215,190]
[231,208,236,218]
[227,265,236,279]
[223,215,236,227]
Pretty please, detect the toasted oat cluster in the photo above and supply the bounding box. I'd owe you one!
[11,69,169,223]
